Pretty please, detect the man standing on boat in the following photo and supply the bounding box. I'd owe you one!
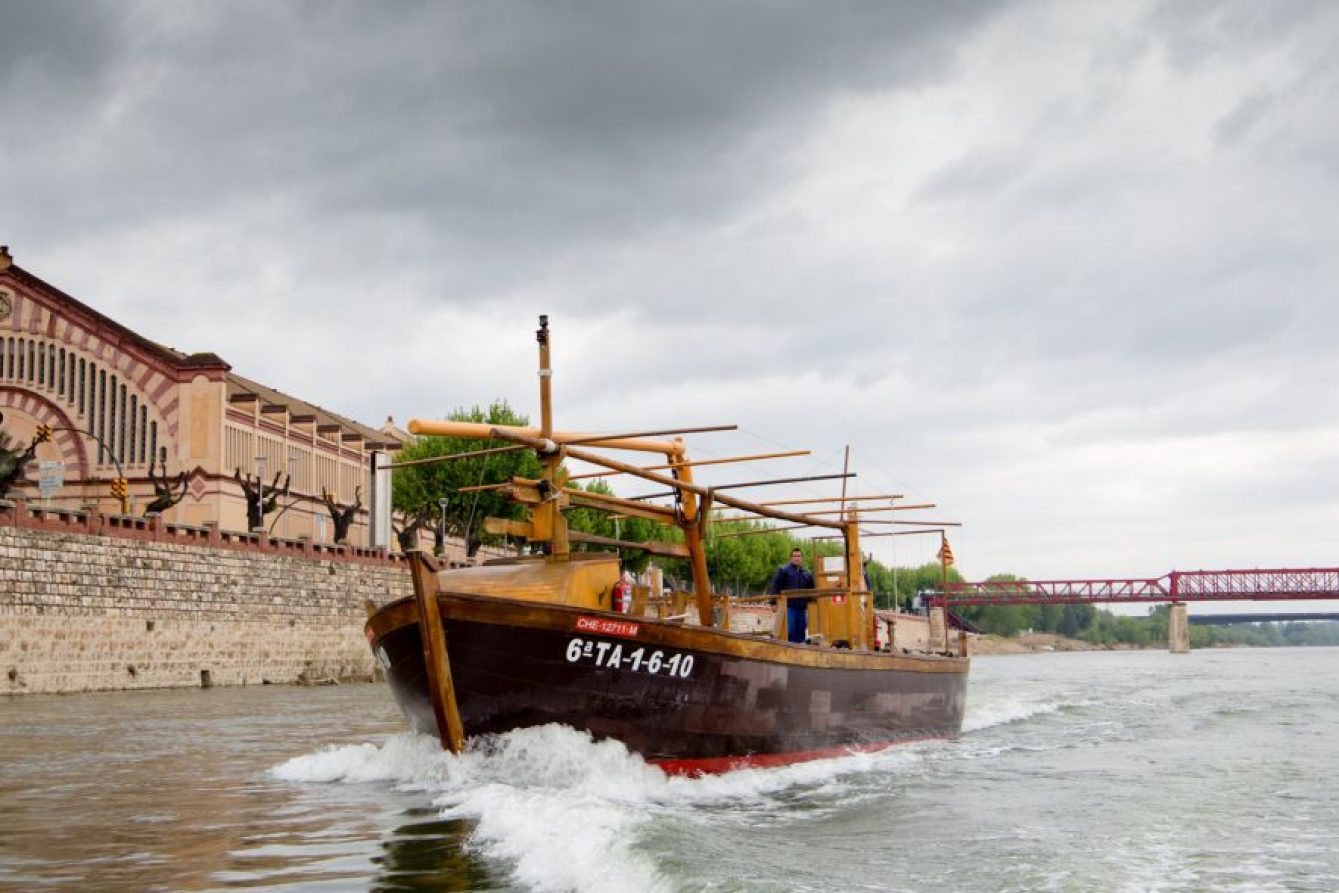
[770,548,815,644]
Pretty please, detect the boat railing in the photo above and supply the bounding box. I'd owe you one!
[730,588,855,603]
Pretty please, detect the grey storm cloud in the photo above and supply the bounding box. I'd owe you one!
[4,0,1339,583]
[3,1,989,294]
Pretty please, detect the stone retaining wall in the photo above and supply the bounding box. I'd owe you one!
[1,504,413,695]
[1,501,943,696]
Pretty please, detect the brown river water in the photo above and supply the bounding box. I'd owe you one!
[3,647,1338,892]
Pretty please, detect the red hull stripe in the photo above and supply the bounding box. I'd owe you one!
[648,735,943,776]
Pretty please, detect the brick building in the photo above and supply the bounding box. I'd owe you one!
[0,246,402,544]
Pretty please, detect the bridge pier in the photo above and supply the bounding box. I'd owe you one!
[1168,602,1189,653]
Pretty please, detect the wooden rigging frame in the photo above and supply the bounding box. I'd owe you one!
[405,316,906,647]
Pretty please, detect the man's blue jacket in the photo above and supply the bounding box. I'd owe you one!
[769,563,815,604]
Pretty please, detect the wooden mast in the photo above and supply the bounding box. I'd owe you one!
[669,441,714,626]
[535,315,569,556]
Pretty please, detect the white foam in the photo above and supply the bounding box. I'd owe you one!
[270,724,928,891]
[962,694,1064,732]
[270,732,456,787]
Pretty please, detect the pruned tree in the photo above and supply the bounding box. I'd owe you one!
[321,485,361,544]
[0,413,52,501]
[234,467,290,531]
[393,504,435,554]
[144,451,187,516]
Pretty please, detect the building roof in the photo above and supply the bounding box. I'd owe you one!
[227,373,405,451]
[3,245,407,454]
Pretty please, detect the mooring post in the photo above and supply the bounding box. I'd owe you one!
[1168,602,1190,653]
[929,604,948,653]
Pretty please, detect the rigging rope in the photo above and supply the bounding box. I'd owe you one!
[462,438,495,550]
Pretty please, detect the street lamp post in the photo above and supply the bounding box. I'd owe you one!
[438,497,449,557]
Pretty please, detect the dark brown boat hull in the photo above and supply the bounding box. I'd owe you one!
[366,595,968,774]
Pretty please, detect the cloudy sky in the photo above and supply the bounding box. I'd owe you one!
[4,0,1338,591]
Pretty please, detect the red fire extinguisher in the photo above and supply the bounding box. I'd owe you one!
[611,578,631,613]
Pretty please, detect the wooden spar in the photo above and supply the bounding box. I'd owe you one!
[760,493,904,506]
[456,481,508,494]
[630,472,855,501]
[486,428,846,530]
[408,551,466,753]
[568,530,690,558]
[712,503,937,522]
[407,419,685,455]
[453,456,827,494]
[566,424,737,444]
[564,487,680,524]
[812,528,951,540]
[576,446,845,531]
[567,449,811,481]
[468,476,680,524]
[858,519,963,526]
[383,444,527,470]
[712,523,810,538]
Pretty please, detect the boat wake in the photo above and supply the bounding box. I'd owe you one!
[271,724,933,892]
[962,692,1067,732]
[267,688,1071,892]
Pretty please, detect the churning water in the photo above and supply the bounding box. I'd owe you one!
[2,647,1337,892]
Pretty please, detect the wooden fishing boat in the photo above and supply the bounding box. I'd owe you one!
[364,317,968,775]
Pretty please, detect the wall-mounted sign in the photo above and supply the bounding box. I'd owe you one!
[38,460,64,497]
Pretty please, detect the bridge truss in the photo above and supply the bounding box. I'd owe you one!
[937,567,1339,607]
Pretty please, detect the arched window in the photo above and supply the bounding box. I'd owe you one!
[129,394,138,465]
[118,383,128,466]
[97,368,107,464]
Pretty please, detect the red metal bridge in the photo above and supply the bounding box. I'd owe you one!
[936,567,1339,607]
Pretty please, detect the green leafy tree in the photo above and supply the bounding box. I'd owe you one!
[865,560,897,609]
[956,574,1036,635]
[391,401,542,556]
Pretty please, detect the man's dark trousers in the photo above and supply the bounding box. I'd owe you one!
[787,601,809,643]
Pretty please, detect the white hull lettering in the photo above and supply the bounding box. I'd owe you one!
[564,637,695,679]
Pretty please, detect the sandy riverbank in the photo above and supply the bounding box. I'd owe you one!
[968,632,1152,655]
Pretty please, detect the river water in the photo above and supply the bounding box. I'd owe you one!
[2,647,1336,892]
